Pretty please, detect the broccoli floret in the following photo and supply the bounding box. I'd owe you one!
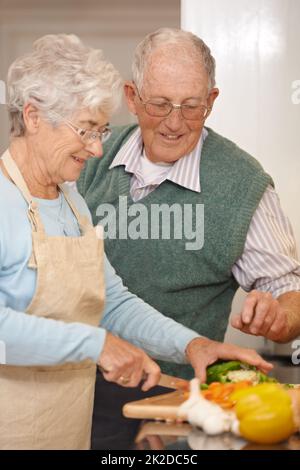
[206,361,249,384]
[205,360,277,385]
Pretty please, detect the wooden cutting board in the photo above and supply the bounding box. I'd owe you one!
[123,390,186,421]
[123,384,300,422]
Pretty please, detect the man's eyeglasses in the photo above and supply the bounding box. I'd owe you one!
[56,114,112,144]
[134,85,210,121]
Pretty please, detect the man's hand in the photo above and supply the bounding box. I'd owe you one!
[98,332,161,391]
[230,290,289,341]
[185,336,273,383]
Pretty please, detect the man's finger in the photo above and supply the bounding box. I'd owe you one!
[254,304,277,336]
[249,294,274,333]
[231,314,243,330]
[240,291,260,324]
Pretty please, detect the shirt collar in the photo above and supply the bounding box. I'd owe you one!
[109,127,208,193]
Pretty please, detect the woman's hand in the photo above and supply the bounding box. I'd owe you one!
[185,337,273,383]
[98,332,161,391]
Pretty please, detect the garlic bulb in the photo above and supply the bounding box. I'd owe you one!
[178,378,240,436]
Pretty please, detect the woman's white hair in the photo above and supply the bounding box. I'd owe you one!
[132,28,216,91]
[7,34,123,137]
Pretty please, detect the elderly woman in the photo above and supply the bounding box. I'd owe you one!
[0,34,272,450]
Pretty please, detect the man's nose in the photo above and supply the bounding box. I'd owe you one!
[164,107,184,130]
[84,139,103,158]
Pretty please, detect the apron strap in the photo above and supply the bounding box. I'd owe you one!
[1,150,45,233]
[1,149,91,233]
[59,184,92,232]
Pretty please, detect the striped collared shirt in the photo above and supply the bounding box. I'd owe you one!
[109,128,300,297]
[110,128,207,200]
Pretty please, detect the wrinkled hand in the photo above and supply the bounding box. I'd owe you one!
[185,336,273,383]
[231,290,289,341]
[98,332,161,391]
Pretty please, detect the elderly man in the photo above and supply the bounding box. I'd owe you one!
[77,28,300,448]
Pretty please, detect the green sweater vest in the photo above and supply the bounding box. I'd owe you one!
[78,125,273,379]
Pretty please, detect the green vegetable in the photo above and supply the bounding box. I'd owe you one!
[282,383,296,389]
[205,360,277,385]
[256,371,277,384]
[200,383,209,390]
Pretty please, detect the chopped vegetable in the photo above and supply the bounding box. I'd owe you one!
[226,370,258,384]
[205,360,277,385]
[201,380,253,409]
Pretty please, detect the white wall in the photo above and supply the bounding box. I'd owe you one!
[181,0,300,349]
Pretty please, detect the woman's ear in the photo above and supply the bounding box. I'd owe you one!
[124,81,138,115]
[22,103,41,134]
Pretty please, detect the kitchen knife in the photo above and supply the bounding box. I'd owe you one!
[158,373,189,390]
[99,366,189,391]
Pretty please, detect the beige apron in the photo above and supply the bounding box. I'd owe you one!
[0,150,105,450]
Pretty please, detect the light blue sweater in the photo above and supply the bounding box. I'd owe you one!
[0,168,199,366]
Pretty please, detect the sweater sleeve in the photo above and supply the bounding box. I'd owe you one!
[0,303,106,366]
[101,254,201,364]
[232,186,300,296]
[0,184,107,365]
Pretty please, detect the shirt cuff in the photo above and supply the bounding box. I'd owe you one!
[172,330,202,364]
[82,325,107,363]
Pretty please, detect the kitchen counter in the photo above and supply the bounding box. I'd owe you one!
[134,421,300,451]
[121,365,300,451]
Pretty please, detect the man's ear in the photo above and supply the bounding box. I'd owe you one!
[22,103,41,135]
[124,81,138,115]
[207,87,219,112]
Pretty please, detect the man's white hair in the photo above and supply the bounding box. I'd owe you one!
[7,34,123,136]
[132,28,216,92]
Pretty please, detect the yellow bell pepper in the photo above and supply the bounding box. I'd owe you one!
[230,383,296,444]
